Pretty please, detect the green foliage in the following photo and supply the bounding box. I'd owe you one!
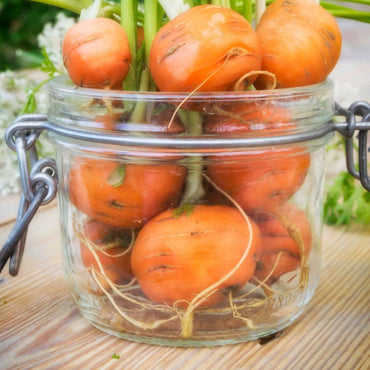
[324,171,370,226]
[173,204,196,218]
[39,47,60,76]
[0,0,74,71]
[21,47,61,114]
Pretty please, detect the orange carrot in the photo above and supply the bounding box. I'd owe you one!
[79,219,134,285]
[131,205,261,308]
[205,104,310,213]
[255,251,300,282]
[149,4,262,92]
[208,148,310,213]
[69,158,186,228]
[255,0,342,89]
[203,101,293,135]
[254,203,312,257]
[254,203,312,282]
[62,17,131,89]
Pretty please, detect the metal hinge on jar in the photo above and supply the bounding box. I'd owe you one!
[0,102,369,276]
[334,101,370,191]
[1,114,57,276]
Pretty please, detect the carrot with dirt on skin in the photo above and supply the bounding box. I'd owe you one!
[149,4,262,92]
[254,0,342,89]
[203,101,293,135]
[79,219,134,292]
[205,103,310,213]
[68,158,186,228]
[253,203,312,282]
[207,148,310,214]
[131,204,261,309]
[62,17,131,89]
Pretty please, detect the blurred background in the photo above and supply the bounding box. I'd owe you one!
[0,0,75,71]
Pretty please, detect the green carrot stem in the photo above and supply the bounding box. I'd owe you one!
[243,0,253,24]
[144,0,158,67]
[121,0,138,90]
[321,2,370,22]
[130,68,150,123]
[230,0,238,11]
[29,0,91,13]
[323,0,370,5]
[179,111,206,205]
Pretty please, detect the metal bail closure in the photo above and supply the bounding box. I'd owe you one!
[0,114,58,276]
[335,101,370,191]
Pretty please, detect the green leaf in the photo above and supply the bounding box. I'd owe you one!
[107,164,126,187]
[173,203,195,218]
[40,47,60,76]
[111,353,120,359]
[324,171,370,226]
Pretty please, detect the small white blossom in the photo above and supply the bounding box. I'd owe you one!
[0,12,74,195]
[37,12,76,73]
[0,71,31,195]
[80,0,102,21]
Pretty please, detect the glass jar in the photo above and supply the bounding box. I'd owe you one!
[40,75,337,346]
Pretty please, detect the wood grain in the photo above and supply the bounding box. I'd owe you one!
[0,195,369,369]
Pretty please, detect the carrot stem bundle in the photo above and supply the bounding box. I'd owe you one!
[179,111,206,204]
[121,0,138,90]
[144,0,158,67]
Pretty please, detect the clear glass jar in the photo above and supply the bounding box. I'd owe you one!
[46,75,334,346]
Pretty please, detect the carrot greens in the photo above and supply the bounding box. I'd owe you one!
[121,0,138,90]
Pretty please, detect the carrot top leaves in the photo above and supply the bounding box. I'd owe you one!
[173,203,196,218]
[107,164,126,188]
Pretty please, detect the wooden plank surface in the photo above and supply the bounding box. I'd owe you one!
[0,194,369,369]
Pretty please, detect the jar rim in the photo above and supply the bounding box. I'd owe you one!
[46,75,336,151]
[48,75,334,101]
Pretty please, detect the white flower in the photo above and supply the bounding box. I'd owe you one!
[0,71,30,195]
[37,12,76,73]
[0,12,75,195]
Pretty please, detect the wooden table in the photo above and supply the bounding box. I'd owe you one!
[0,194,369,369]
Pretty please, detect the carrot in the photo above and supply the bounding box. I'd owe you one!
[255,0,342,89]
[79,219,134,287]
[253,203,312,282]
[68,158,186,228]
[203,101,293,135]
[149,4,262,92]
[208,148,309,213]
[205,104,310,213]
[131,205,261,308]
[254,203,312,257]
[62,17,131,89]
[255,251,300,282]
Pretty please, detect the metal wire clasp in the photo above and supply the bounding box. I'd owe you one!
[0,114,58,276]
[335,101,370,191]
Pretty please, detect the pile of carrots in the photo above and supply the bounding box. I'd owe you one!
[62,0,342,314]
